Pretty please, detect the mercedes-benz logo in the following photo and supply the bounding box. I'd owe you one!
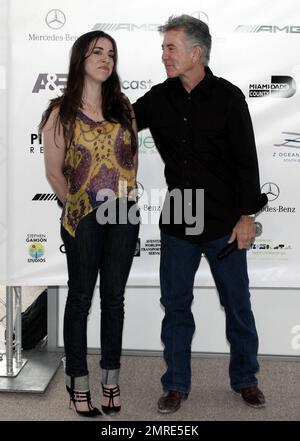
[190,11,209,24]
[45,9,66,30]
[261,182,280,201]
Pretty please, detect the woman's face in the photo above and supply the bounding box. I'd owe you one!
[84,37,115,84]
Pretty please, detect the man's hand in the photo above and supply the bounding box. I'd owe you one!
[228,215,256,249]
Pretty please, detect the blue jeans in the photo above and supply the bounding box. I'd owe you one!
[61,207,139,386]
[160,232,259,393]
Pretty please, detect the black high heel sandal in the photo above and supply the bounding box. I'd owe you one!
[66,385,102,417]
[101,384,121,415]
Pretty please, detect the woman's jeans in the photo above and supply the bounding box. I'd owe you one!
[160,232,259,393]
[61,207,139,390]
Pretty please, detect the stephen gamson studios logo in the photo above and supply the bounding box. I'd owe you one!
[249,76,296,98]
[26,234,47,263]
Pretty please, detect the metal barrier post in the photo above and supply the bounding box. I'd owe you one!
[0,286,27,378]
[5,286,13,375]
[0,287,61,391]
[14,287,22,365]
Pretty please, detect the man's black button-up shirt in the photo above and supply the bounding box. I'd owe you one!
[133,67,267,242]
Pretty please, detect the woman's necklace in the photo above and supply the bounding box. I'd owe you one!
[81,95,104,122]
[83,99,100,116]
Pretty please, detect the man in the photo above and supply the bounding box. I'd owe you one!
[133,15,268,414]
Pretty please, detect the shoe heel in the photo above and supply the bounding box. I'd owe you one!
[101,383,121,415]
[66,385,102,417]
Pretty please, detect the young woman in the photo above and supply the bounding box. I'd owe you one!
[40,31,139,417]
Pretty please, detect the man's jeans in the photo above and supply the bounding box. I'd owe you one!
[160,232,259,393]
[61,208,139,389]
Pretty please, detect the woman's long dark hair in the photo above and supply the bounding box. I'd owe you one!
[39,30,136,154]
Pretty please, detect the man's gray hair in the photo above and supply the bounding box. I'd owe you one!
[158,14,212,66]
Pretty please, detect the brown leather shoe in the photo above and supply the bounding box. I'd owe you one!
[233,386,266,408]
[157,390,189,414]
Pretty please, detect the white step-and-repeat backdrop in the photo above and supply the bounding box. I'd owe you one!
[2,0,300,288]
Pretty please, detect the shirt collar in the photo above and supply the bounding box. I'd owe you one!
[166,66,215,97]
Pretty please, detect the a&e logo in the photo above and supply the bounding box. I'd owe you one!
[32,73,68,94]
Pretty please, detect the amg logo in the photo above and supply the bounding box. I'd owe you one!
[33,194,58,201]
[92,23,159,31]
[235,25,300,33]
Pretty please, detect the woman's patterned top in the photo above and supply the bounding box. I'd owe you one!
[62,110,136,236]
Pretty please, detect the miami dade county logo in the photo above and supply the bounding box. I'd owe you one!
[26,234,47,263]
[249,76,296,98]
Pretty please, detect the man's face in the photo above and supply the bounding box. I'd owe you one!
[161,29,196,78]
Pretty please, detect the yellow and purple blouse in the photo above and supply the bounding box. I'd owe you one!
[62,110,136,237]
